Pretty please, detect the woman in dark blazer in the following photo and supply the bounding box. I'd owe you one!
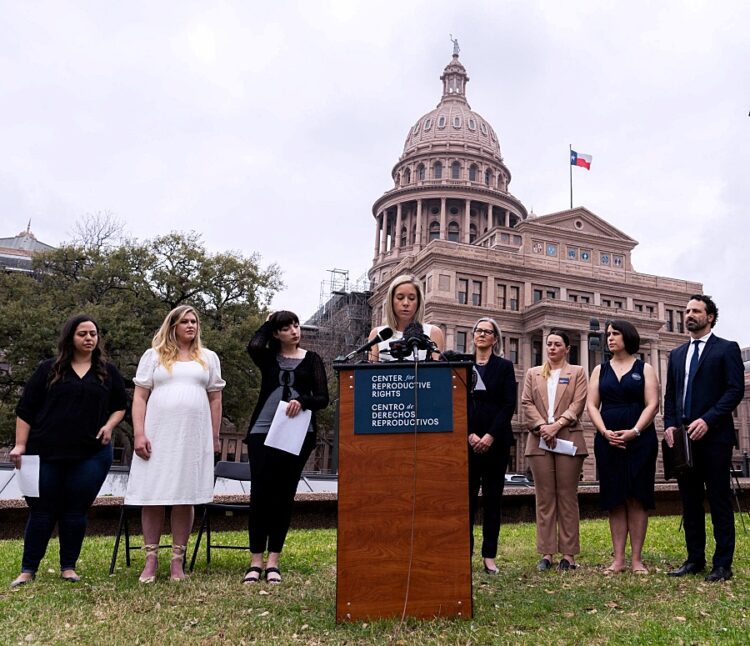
[468,317,517,574]
[521,330,588,572]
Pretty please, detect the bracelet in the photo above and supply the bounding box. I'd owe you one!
[633,427,641,437]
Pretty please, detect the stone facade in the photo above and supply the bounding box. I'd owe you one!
[368,53,748,480]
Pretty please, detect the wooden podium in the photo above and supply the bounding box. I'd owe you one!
[335,361,472,622]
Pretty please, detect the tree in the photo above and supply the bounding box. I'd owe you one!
[0,230,283,448]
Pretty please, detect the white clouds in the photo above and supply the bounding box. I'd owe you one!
[0,0,748,345]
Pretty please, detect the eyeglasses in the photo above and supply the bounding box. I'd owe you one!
[474,328,496,337]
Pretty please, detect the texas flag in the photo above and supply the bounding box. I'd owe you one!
[570,150,592,170]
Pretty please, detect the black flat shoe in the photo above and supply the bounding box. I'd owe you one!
[704,566,732,582]
[264,567,282,584]
[667,561,705,577]
[537,558,552,571]
[242,566,263,584]
[558,558,577,571]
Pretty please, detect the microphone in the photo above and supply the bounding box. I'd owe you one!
[389,322,437,360]
[336,328,393,362]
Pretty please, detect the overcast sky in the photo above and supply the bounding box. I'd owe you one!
[2,1,748,347]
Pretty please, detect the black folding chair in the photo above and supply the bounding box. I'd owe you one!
[189,461,251,571]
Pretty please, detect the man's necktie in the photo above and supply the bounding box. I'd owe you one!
[683,339,702,420]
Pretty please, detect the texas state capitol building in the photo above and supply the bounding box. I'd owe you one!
[366,51,747,481]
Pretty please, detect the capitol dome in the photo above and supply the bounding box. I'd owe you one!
[402,56,502,158]
[370,49,527,280]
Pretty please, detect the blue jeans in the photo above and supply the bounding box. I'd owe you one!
[21,444,112,573]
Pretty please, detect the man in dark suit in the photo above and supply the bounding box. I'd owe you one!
[664,295,745,582]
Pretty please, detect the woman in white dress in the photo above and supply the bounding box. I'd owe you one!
[125,305,225,582]
[367,274,444,362]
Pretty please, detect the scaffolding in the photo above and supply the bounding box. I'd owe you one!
[303,269,373,473]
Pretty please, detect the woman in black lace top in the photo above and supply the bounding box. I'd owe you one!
[242,311,329,584]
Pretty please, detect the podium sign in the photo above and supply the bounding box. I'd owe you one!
[353,365,453,435]
[335,362,472,622]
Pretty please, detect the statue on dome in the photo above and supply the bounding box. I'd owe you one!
[450,34,460,57]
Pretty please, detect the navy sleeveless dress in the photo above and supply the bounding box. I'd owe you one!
[594,359,657,510]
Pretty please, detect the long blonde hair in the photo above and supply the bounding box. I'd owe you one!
[385,274,425,330]
[152,305,207,372]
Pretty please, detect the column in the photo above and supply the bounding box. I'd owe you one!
[464,199,471,243]
[374,213,381,258]
[395,203,402,249]
[542,326,551,363]
[487,203,494,229]
[415,199,423,248]
[579,332,589,374]
[440,197,447,240]
[379,212,387,256]
[521,336,532,373]
[504,210,510,228]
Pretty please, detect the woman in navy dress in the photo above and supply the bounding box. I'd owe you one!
[587,320,659,574]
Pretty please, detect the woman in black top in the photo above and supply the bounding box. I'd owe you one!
[242,311,329,584]
[9,315,127,588]
[468,317,517,574]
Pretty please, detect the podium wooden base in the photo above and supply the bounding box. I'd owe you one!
[335,363,473,622]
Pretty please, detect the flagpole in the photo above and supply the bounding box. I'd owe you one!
[569,144,573,209]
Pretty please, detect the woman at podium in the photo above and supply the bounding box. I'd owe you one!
[521,330,588,572]
[243,311,329,584]
[367,274,444,362]
[467,317,517,574]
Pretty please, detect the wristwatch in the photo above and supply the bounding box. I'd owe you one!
[633,427,641,437]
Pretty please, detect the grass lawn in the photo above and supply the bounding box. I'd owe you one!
[1,515,748,645]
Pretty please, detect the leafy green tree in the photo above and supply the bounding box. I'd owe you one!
[0,230,282,449]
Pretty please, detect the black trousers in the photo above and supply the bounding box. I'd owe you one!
[247,432,316,554]
[468,438,510,558]
[677,441,734,568]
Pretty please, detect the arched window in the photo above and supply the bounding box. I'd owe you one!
[417,164,425,181]
[469,224,478,244]
[404,167,411,184]
[469,164,478,182]
[433,161,443,180]
[485,169,492,186]
[429,221,440,241]
[400,226,407,247]
[451,161,461,179]
[447,221,460,242]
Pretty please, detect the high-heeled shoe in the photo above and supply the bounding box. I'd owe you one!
[170,545,187,581]
[483,558,499,575]
[139,544,159,583]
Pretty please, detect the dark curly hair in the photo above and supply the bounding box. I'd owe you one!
[688,294,718,328]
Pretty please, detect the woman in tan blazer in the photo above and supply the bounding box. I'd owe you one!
[522,330,588,571]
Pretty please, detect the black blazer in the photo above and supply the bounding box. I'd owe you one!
[664,334,745,445]
[468,354,517,445]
